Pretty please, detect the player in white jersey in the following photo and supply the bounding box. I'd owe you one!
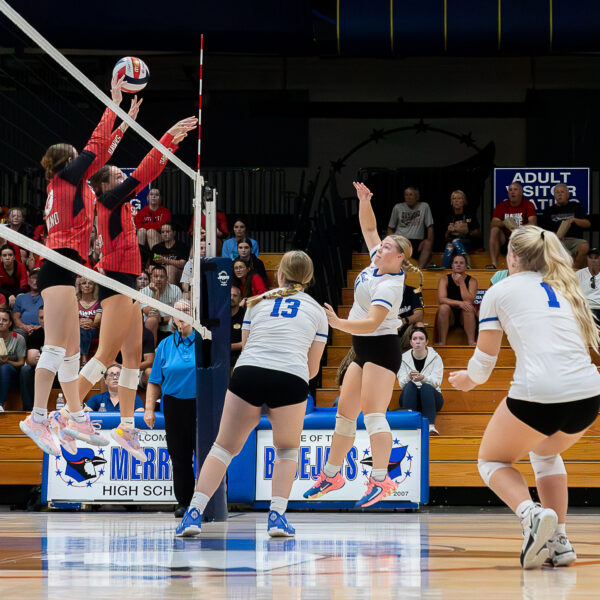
[176,251,327,537]
[449,225,600,569]
[304,182,422,507]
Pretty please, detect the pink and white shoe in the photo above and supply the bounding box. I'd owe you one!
[48,411,77,454]
[111,426,146,462]
[63,412,109,446]
[355,475,398,508]
[20,414,60,456]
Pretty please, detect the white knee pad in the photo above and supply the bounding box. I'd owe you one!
[58,353,80,383]
[37,345,66,375]
[477,458,512,486]
[208,443,233,467]
[529,452,566,480]
[364,412,391,436]
[335,413,357,438]
[275,448,299,463]
[79,357,107,385]
[119,367,140,390]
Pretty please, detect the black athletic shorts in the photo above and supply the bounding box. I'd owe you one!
[98,271,137,303]
[36,248,83,291]
[352,334,403,373]
[229,365,309,409]
[506,396,600,436]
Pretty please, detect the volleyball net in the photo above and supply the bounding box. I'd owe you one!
[0,0,213,339]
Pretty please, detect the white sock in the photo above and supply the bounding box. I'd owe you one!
[270,496,288,515]
[32,407,47,423]
[555,523,566,536]
[323,462,340,478]
[371,468,387,482]
[190,491,210,513]
[69,409,86,423]
[121,417,135,429]
[516,499,536,521]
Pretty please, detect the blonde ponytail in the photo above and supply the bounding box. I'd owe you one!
[246,283,304,308]
[510,226,600,352]
[389,234,424,293]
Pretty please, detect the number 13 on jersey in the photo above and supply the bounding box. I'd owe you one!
[270,298,300,318]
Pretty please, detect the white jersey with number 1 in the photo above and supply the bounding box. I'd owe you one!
[479,271,600,403]
[237,290,328,383]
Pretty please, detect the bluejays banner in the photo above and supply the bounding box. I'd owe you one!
[255,429,422,503]
[121,168,150,212]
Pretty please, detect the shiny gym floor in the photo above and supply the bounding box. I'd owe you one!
[1,509,599,599]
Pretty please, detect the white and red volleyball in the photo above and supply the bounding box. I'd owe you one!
[112,56,150,93]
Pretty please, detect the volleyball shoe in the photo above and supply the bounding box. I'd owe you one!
[303,471,345,499]
[175,507,203,537]
[267,511,295,537]
[48,410,77,454]
[546,535,577,567]
[20,415,60,456]
[520,504,558,569]
[355,475,398,508]
[111,426,147,462]
[63,412,109,446]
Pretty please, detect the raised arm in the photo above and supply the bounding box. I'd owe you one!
[353,182,381,251]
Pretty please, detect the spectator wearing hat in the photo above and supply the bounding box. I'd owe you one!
[12,268,43,336]
[576,248,600,323]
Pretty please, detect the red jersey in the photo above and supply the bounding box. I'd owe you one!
[0,261,28,297]
[188,211,229,236]
[96,132,179,275]
[134,205,171,230]
[44,108,120,260]
[493,199,537,235]
[33,224,46,243]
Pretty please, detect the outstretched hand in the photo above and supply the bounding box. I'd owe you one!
[168,117,199,144]
[353,181,373,203]
[110,74,126,105]
[448,370,476,392]
[323,303,342,329]
[119,96,143,133]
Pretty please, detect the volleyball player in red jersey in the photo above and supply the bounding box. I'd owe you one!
[80,116,198,460]
[20,76,141,456]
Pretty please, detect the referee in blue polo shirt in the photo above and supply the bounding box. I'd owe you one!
[144,299,196,518]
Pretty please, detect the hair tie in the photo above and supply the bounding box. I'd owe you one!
[541,231,545,240]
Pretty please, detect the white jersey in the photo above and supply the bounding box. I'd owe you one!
[576,267,600,309]
[479,271,600,403]
[237,290,328,382]
[348,244,405,336]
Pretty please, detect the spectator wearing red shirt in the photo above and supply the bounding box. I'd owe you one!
[232,258,268,301]
[488,182,537,269]
[0,244,29,307]
[135,188,171,250]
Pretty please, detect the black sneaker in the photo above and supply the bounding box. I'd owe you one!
[174,505,187,518]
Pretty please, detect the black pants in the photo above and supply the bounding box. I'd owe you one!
[162,395,197,506]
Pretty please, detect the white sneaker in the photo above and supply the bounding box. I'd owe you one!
[546,535,577,567]
[429,424,440,436]
[520,504,558,569]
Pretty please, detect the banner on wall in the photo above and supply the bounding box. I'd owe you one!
[255,429,422,503]
[493,168,590,213]
[121,168,150,212]
[45,430,176,503]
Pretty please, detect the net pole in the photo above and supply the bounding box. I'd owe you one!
[206,188,217,258]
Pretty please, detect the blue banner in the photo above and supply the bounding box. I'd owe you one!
[121,168,150,212]
[493,168,590,213]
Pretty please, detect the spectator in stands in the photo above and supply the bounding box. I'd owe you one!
[437,254,478,345]
[139,323,156,388]
[222,218,259,260]
[0,244,28,307]
[0,308,26,411]
[398,283,425,350]
[12,268,43,336]
[136,270,150,291]
[76,277,102,366]
[140,265,183,344]
[33,223,46,244]
[152,223,189,284]
[181,240,206,299]
[576,247,600,324]
[135,189,172,250]
[542,184,590,269]
[20,306,44,411]
[230,285,244,366]
[488,182,537,269]
[442,190,482,268]
[144,299,197,517]
[85,364,144,412]
[235,238,268,286]
[188,193,229,248]
[387,186,434,269]
[7,207,33,263]
[232,259,268,301]
[397,327,444,435]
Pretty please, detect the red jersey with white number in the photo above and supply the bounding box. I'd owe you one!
[44,109,121,260]
[96,132,178,275]
[493,199,537,235]
[134,205,171,230]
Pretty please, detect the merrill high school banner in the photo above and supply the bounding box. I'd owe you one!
[494,168,590,213]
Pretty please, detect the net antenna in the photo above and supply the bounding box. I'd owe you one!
[0,0,210,339]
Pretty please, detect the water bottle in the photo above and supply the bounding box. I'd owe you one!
[55,393,65,410]
[99,400,107,412]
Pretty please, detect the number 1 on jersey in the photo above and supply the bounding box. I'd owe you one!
[540,282,560,308]
[270,297,301,318]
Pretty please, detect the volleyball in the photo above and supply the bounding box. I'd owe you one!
[112,56,150,93]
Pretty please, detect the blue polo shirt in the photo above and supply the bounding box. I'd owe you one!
[13,293,43,325]
[86,391,144,411]
[148,331,196,399]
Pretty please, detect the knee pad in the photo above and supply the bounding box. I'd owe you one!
[364,412,391,436]
[37,345,66,375]
[58,353,80,382]
[335,413,357,438]
[477,458,512,486]
[275,448,299,463]
[79,357,107,385]
[119,367,140,390]
[529,452,566,480]
[208,443,233,467]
